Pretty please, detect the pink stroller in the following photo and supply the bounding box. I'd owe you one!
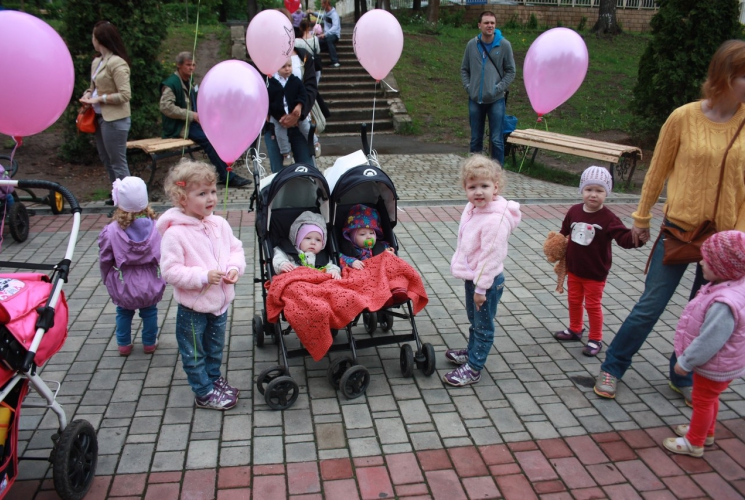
[0,180,97,500]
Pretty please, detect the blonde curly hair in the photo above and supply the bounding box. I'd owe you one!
[459,154,506,192]
[112,206,157,229]
[163,159,217,207]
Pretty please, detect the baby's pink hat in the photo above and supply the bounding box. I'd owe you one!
[295,224,325,249]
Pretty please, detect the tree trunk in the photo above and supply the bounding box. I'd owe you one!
[354,0,361,22]
[219,0,228,22]
[413,0,421,12]
[247,0,259,23]
[427,0,439,24]
[591,0,622,35]
[360,0,368,16]
[382,0,391,12]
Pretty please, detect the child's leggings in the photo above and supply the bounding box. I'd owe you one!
[686,373,731,447]
[567,272,606,342]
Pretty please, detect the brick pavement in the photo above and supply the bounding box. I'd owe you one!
[3,157,744,499]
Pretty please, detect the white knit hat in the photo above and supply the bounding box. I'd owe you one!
[112,177,149,213]
[579,166,612,195]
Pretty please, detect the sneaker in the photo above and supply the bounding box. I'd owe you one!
[582,340,602,357]
[118,344,133,356]
[143,339,159,354]
[443,364,481,387]
[214,375,239,397]
[594,370,617,399]
[445,348,468,365]
[332,62,340,68]
[554,328,584,341]
[195,388,237,411]
[674,424,715,446]
[314,142,322,157]
[663,436,704,458]
[669,382,693,408]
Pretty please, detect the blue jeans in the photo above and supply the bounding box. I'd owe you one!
[320,34,339,64]
[175,304,227,397]
[187,122,230,181]
[468,98,505,165]
[115,304,158,347]
[601,234,705,388]
[465,274,505,371]
[264,128,315,174]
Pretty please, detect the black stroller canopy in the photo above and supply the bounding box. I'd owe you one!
[262,163,331,210]
[330,164,397,228]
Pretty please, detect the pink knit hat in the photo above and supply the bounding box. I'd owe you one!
[701,230,745,281]
[295,224,325,249]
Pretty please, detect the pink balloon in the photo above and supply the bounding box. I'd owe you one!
[523,28,588,116]
[246,10,295,76]
[0,11,74,137]
[197,60,269,165]
[353,10,403,81]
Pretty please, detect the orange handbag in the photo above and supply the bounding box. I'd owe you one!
[76,105,96,133]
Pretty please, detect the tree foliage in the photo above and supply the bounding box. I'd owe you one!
[60,0,169,161]
[631,0,742,139]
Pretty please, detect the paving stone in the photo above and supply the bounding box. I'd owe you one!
[186,439,219,469]
[116,443,155,473]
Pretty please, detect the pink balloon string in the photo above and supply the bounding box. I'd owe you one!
[9,136,21,166]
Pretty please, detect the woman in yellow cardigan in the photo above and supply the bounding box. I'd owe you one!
[79,21,131,204]
[595,40,745,402]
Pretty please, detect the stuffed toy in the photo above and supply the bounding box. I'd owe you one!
[543,231,568,293]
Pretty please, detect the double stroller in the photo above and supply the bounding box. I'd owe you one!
[250,159,435,410]
[0,180,97,500]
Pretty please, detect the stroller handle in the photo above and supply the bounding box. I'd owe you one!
[15,180,81,213]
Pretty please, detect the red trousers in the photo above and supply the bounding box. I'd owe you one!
[567,272,606,342]
[686,372,731,447]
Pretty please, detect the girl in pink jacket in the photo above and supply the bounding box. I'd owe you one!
[444,155,521,387]
[157,160,246,411]
[663,230,745,458]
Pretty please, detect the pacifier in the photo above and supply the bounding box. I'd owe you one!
[364,238,374,248]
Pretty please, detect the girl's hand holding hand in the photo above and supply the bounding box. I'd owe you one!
[223,269,239,284]
[207,269,225,285]
[474,292,486,311]
[673,361,689,377]
[351,260,365,270]
[280,262,296,273]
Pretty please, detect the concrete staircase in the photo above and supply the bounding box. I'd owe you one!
[319,31,395,136]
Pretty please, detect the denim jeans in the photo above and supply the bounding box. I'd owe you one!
[187,122,230,181]
[320,34,339,64]
[94,116,131,183]
[465,274,505,371]
[175,304,227,397]
[468,98,505,165]
[115,304,158,347]
[601,233,705,388]
[264,128,315,174]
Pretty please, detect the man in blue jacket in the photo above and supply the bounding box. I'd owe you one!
[461,11,516,164]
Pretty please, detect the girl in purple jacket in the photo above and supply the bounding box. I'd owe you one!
[99,177,165,356]
[445,155,521,387]
[663,230,745,458]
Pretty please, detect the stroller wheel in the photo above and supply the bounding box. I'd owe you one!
[253,315,265,347]
[256,365,289,395]
[52,419,98,500]
[9,201,29,242]
[418,343,437,376]
[327,356,354,389]
[363,312,378,334]
[380,311,394,332]
[331,329,339,339]
[400,344,414,378]
[265,376,300,410]
[340,365,370,399]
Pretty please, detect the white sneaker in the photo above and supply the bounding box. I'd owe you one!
[314,142,322,157]
[332,62,340,68]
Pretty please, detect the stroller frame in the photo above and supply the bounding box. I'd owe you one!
[0,180,97,500]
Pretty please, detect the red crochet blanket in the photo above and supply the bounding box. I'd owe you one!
[265,251,428,361]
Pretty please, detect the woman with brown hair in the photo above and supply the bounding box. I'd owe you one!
[594,39,745,402]
[80,21,132,204]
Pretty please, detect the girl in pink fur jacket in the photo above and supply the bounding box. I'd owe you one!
[445,155,521,387]
[157,160,246,411]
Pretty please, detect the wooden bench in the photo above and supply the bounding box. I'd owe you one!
[506,129,642,188]
[126,138,203,188]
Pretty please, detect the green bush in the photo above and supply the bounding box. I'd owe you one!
[527,13,538,30]
[60,0,170,162]
[577,16,587,31]
[504,15,522,30]
[439,8,464,28]
[631,0,743,139]
[162,2,220,24]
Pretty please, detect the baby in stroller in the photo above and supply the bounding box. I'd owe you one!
[272,211,341,279]
[339,204,395,270]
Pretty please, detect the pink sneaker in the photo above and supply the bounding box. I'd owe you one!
[118,344,133,356]
[143,339,159,354]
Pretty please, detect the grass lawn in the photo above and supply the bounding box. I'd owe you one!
[396,24,650,144]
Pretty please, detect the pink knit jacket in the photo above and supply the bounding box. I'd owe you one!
[450,197,521,294]
[156,208,246,315]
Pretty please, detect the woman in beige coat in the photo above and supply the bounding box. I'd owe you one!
[80,21,132,202]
